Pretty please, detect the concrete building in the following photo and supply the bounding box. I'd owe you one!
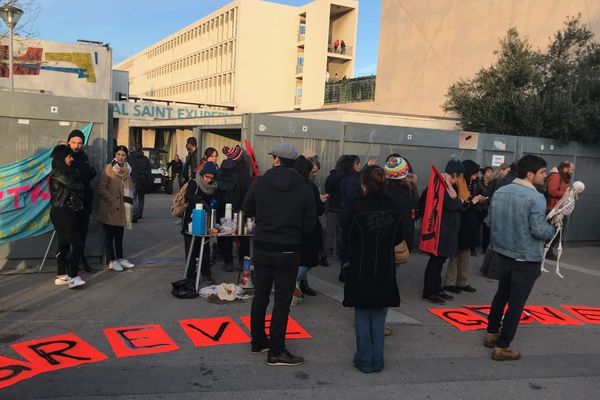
[370,0,600,117]
[114,0,358,113]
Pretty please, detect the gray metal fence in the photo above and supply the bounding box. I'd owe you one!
[245,114,600,242]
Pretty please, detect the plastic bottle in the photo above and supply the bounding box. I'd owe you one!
[192,204,206,235]
[225,203,233,221]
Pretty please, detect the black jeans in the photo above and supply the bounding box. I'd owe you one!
[50,207,82,278]
[135,191,145,220]
[487,252,541,348]
[423,255,447,297]
[250,249,300,357]
[218,236,249,264]
[75,210,91,265]
[183,234,212,279]
[104,224,124,261]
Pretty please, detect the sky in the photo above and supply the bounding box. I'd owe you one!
[20,0,381,76]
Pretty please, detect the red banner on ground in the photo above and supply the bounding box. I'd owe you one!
[0,356,38,390]
[419,165,446,256]
[11,333,108,373]
[561,305,600,324]
[103,324,179,358]
[464,304,535,325]
[523,306,585,326]
[239,315,312,339]
[427,308,488,331]
[179,317,251,347]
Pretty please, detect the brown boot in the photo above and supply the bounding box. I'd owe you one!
[484,332,500,348]
[491,347,521,361]
[384,326,393,336]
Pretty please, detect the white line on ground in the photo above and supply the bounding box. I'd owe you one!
[308,275,421,325]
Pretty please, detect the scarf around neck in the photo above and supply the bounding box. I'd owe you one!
[111,160,133,229]
[196,176,218,195]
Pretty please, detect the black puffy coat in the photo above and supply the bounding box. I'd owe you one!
[343,190,403,309]
[128,150,152,193]
[324,168,343,211]
[300,182,325,267]
[385,182,416,250]
[71,151,96,214]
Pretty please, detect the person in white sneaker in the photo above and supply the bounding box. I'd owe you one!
[97,146,134,271]
[49,145,86,289]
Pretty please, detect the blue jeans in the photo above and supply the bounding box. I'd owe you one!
[353,308,388,373]
[297,266,310,281]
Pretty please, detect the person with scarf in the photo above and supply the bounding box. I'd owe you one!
[182,161,219,283]
[97,145,135,272]
[49,145,87,289]
[418,155,464,304]
[443,160,486,294]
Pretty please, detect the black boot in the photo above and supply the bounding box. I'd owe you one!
[81,256,95,273]
[299,280,316,296]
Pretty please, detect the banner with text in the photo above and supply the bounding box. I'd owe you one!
[0,123,93,244]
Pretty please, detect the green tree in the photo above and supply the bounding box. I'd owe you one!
[444,16,600,143]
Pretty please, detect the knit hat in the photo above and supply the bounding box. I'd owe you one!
[445,155,464,174]
[223,145,243,161]
[384,157,410,180]
[67,129,85,143]
[200,161,218,176]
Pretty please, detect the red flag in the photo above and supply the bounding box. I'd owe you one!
[419,165,446,256]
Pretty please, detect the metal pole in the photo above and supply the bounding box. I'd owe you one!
[8,23,14,91]
[38,231,56,273]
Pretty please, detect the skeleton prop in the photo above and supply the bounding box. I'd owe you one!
[541,181,585,278]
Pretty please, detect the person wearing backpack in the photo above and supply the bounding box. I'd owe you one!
[216,145,252,272]
[181,162,219,283]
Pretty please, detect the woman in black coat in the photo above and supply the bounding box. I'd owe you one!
[49,145,86,289]
[295,157,326,296]
[343,165,404,374]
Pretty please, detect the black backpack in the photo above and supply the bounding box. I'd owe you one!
[217,159,244,208]
[171,278,198,299]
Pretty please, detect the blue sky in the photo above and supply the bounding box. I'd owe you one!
[26,0,381,76]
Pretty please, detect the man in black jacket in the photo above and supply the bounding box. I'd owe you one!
[128,143,152,222]
[243,143,316,366]
[67,129,96,273]
[181,137,198,184]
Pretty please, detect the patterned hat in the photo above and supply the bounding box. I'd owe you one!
[223,145,242,161]
[384,157,409,180]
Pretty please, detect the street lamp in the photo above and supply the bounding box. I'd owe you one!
[0,5,24,91]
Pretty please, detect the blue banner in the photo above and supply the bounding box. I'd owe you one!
[0,123,93,244]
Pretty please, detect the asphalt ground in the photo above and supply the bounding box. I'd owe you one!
[1,193,599,400]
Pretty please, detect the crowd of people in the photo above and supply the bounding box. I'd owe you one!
[48,133,575,371]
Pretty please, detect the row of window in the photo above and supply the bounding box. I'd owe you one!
[146,72,234,99]
[145,41,235,80]
[147,8,237,59]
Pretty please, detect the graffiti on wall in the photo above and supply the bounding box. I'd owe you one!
[0,46,97,82]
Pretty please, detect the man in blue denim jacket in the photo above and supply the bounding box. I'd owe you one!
[484,155,556,361]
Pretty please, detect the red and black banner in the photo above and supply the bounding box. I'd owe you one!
[419,165,446,256]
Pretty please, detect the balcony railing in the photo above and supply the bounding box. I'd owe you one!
[296,65,303,74]
[324,76,376,104]
[327,44,353,56]
[294,96,302,105]
[297,33,305,42]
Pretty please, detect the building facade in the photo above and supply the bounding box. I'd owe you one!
[114,0,358,112]
[372,0,600,117]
